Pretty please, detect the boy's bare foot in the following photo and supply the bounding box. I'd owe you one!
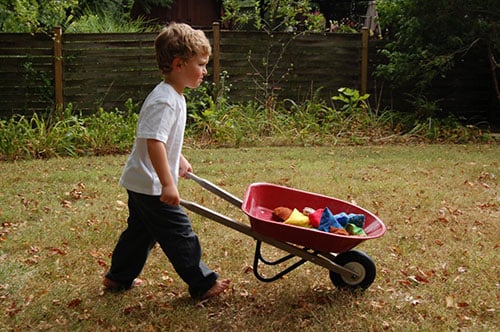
[201,279,230,300]
[102,277,144,291]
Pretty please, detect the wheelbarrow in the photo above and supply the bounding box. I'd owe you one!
[180,173,386,290]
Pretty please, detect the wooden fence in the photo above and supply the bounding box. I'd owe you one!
[0,23,369,116]
[0,24,497,126]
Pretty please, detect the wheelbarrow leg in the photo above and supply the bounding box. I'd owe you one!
[252,240,308,282]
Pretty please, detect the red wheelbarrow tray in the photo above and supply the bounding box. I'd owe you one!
[242,182,386,253]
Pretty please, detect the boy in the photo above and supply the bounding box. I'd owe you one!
[103,23,230,300]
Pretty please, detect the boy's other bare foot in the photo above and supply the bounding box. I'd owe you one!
[201,279,230,300]
[102,277,144,291]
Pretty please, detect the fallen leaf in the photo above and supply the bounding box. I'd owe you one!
[6,302,20,317]
[116,200,127,207]
[29,246,40,254]
[398,279,411,286]
[24,257,39,265]
[123,303,142,315]
[391,246,402,255]
[407,276,420,285]
[97,259,107,268]
[61,200,72,208]
[89,250,102,258]
[67,298,82,308]
[414,274,429,284]
[463,180,475,187]
[446,295,455,308]
[370,300,385,309]
[434,239,444,246]
[46,247,67,256]
[436,217,449,223]
[69,188,82,200]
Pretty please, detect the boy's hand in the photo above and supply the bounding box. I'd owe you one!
[179,154,193,178]
[160,183,180,206]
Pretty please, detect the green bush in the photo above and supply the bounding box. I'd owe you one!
[84,99,140,154]
[0,106,88,160]
[0,100,139,161]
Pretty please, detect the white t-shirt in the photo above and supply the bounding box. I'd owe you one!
[119,82,186,195]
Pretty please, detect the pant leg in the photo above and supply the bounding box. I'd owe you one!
[105,191,156,288]
[120,190,218,298]
[151,202,218,298]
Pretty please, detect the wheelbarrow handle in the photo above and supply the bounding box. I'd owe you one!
[185,172,243,208]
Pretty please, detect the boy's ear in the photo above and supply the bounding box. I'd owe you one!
[172,57,183,71]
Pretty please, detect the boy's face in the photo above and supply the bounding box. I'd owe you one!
[181,54,209,89]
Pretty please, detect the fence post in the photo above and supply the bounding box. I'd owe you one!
[53,26,64,110]
[212,21,220,85]
[361,27,368,96]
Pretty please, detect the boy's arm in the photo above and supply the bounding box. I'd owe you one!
[147,139,180,206]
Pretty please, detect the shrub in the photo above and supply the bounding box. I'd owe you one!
[0,89,492,161]
[0,100,139,161]
[84,99,140,154]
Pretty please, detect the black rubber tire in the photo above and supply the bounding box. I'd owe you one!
[329,250,376,290]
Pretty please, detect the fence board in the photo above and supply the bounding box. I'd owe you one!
[0,33,54,48]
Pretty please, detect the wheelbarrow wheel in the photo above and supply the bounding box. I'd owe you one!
[329,250,376,290]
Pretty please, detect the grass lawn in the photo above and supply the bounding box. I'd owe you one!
[0,144,498,331]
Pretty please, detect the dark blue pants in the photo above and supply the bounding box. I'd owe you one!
[105,190,218,298]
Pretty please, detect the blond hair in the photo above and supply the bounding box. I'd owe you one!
[154,22,211,75]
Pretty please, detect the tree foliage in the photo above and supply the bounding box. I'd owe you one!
[0,0,174,33]
[0,0,78,33]
[222,0,325,32]
[376,0,499,103]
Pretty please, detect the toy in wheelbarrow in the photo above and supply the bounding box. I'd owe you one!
[180,173,386,291]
